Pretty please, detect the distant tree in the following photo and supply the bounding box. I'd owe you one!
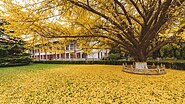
[160,42,185,59]
[0,20,31,66]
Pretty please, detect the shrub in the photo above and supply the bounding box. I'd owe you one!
[34,60,133,65]
[34,60,185,70]
[108,53,120,60]
[0,57,33,67]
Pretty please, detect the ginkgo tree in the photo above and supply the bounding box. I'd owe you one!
[0,0,184,69]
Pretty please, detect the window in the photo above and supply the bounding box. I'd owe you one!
[82,53,87,58]
[66,53,69,59]
[77,53,80,59]
[57,54,60,59]
[70,44,74,50]
[35,50,38,53]
[61,54,65,59]
[66,45,69,50]
[70,53,74,59]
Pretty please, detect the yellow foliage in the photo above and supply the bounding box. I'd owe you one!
[0,0,184,60]
[0,65,184,103]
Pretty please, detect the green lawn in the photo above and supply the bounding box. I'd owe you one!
[0,64,185,103]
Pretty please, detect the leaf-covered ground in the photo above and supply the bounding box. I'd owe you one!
[0,64,184,104]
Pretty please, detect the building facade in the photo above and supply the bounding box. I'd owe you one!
[30,41,109,60]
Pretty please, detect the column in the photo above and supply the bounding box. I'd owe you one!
[59,53,61,60]
[74,43,76,59]
[68,44,70,51]
[80,52,82,59]
[45,51,47,61]
[101,52,103,58]
[69,53,71,59]
[98,52,100,59]
[33,50,35,58]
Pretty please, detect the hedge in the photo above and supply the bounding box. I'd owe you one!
[147,61,185,70]
[34,60,185,70]
[34,60,130,65]
[0,57,33,67]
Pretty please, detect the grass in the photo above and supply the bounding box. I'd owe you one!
[0,64,185,103]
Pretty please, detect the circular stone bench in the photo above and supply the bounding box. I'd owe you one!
[122,64,166,75]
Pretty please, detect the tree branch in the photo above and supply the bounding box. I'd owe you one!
[148,41,169,55]
[114,0,132,25]
[129,0,145,20]
[68,0,139,49]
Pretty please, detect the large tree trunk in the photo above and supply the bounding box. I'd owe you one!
[132,49,147,62]
[131,49,148,69]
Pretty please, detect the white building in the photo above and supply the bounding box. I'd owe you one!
[30,41,109,60]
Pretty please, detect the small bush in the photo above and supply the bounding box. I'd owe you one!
[108,53,120,60]
[34,60,185,70]
[34,60,134,65]
[0,57,33,67]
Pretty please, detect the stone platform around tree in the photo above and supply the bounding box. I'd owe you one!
[122,63,166,75]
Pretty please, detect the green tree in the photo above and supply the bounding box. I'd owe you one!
[0,20,32,66]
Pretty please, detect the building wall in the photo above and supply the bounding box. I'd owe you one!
[30,41,109,60]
